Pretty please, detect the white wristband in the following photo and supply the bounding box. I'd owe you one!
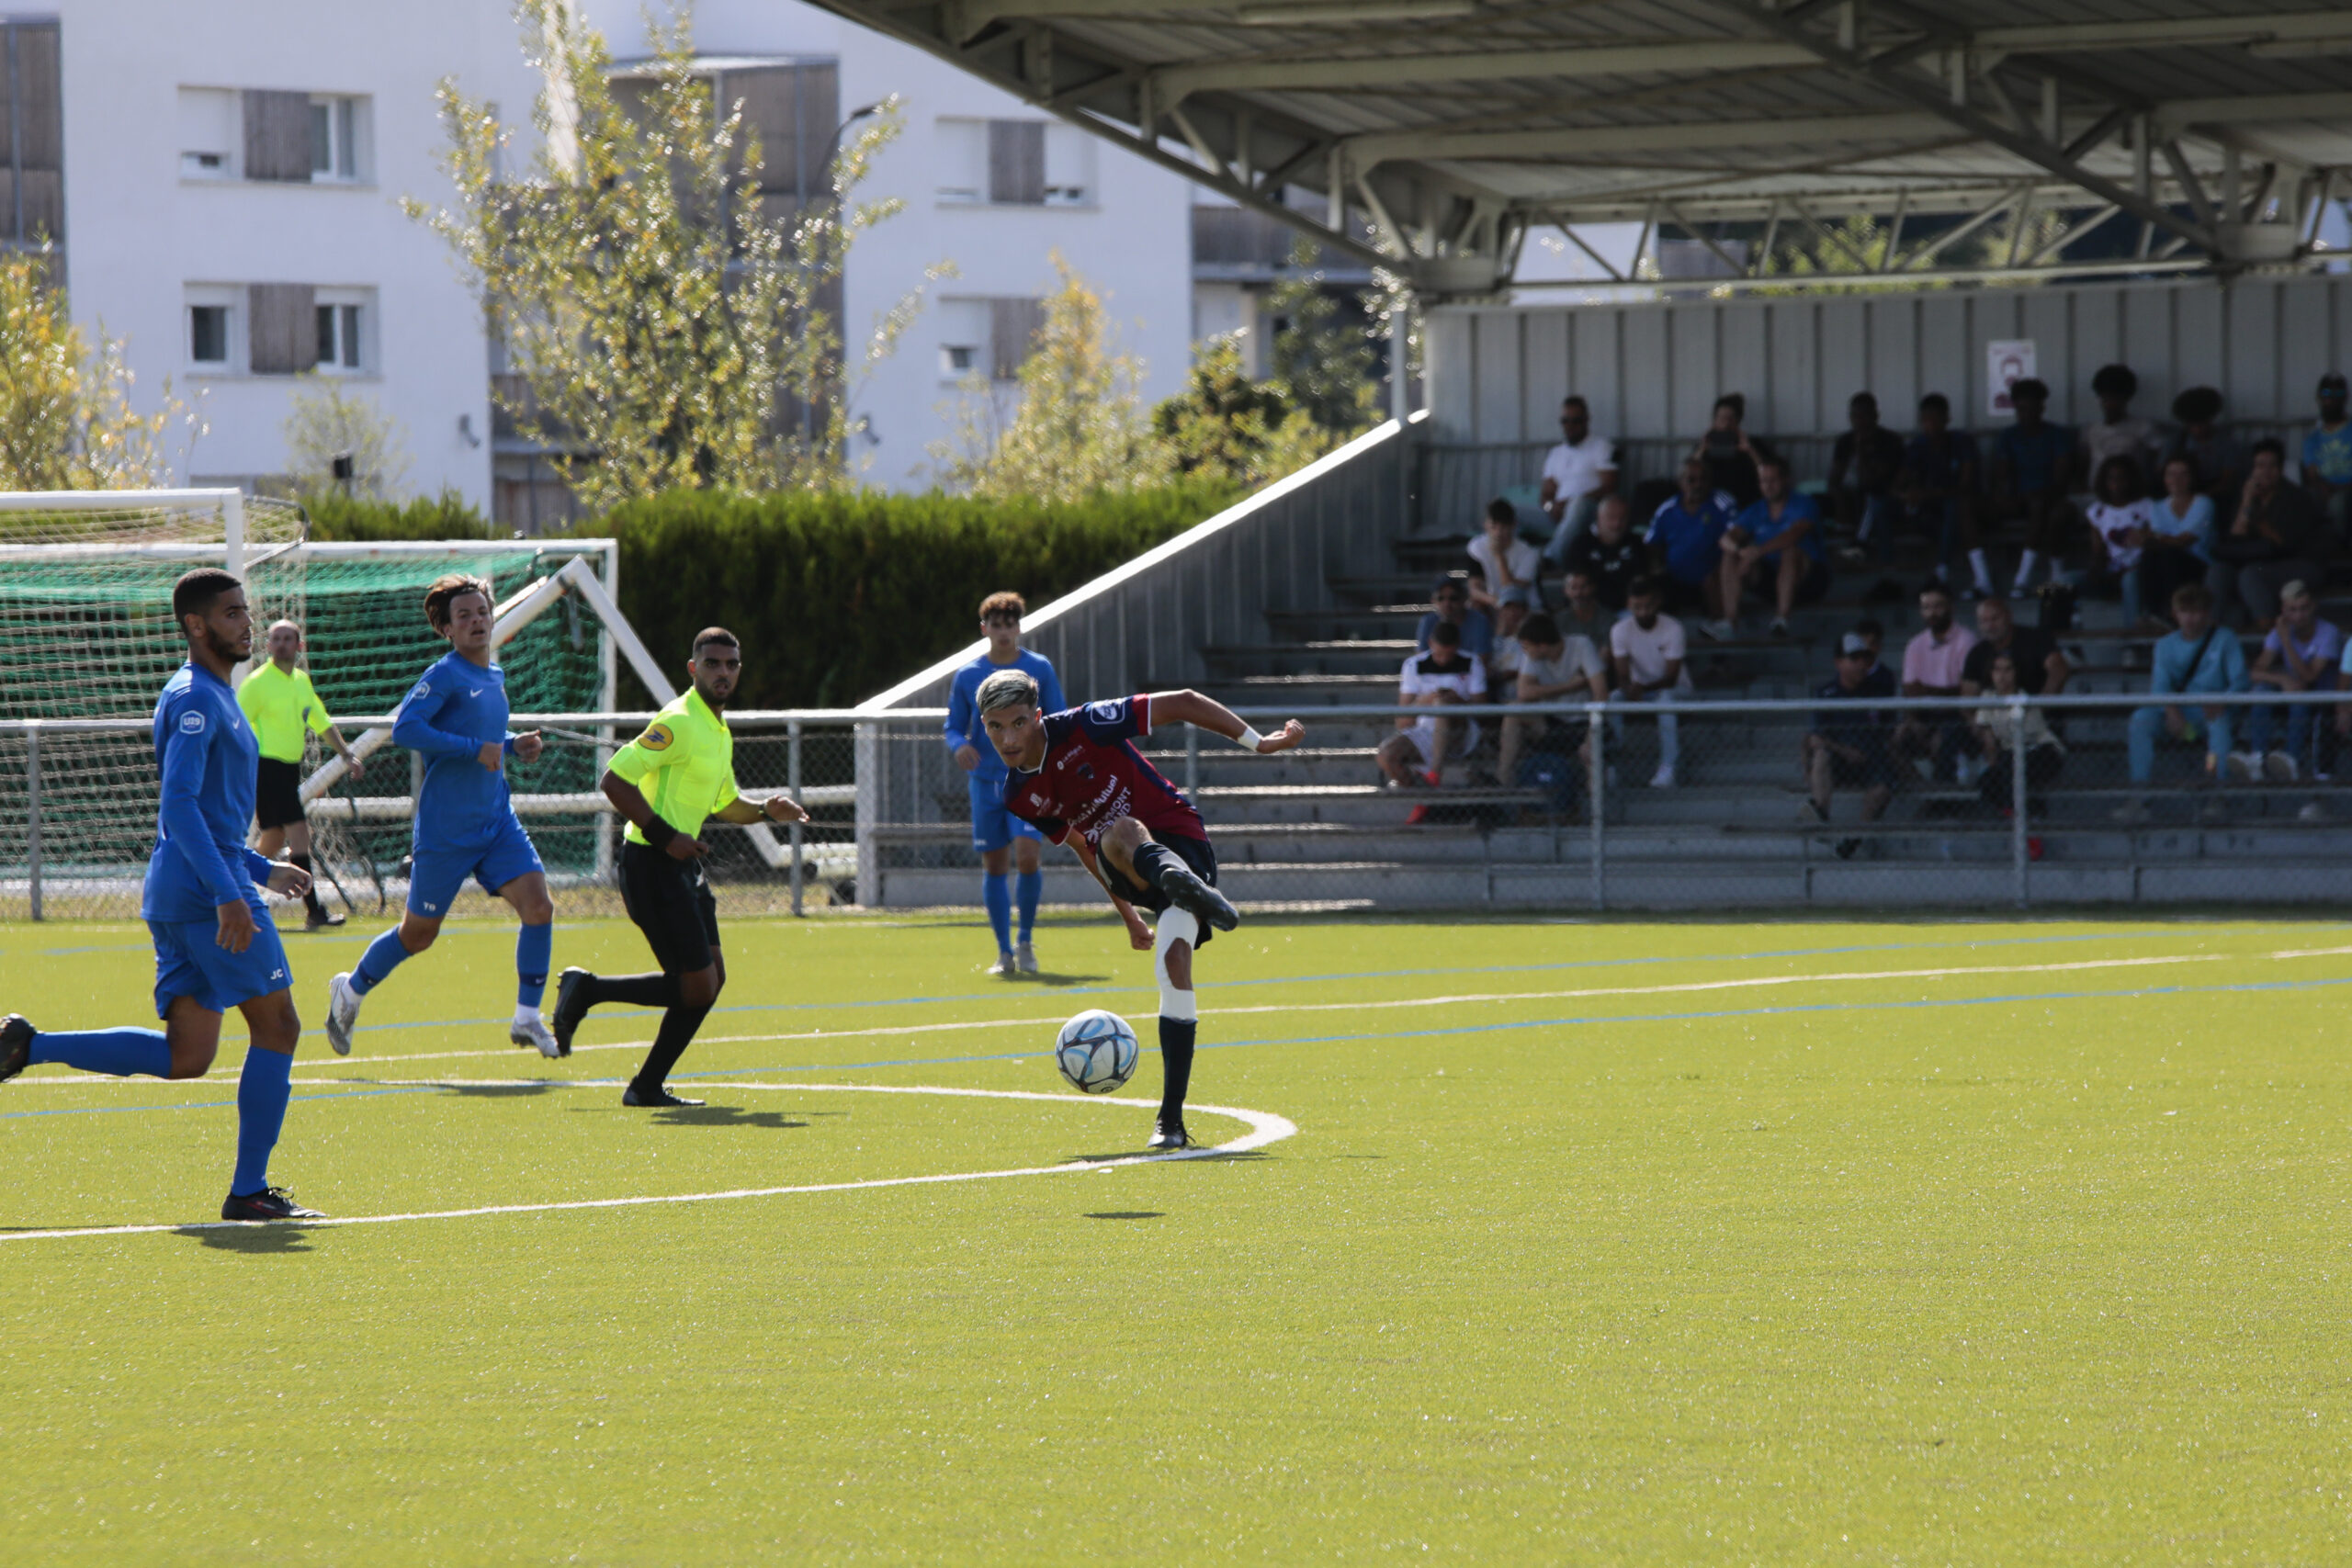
[1236,726,1264,752]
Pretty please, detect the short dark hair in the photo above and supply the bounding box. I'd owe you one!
[1561,395,1588,413]
[978,591,1025,621]
[1756,452,1792,477]
[692,626,740,658]
[2172,385,2224,424]
[1918,392,1951,417]
[2094,454,2142,498]
[2172,581,2213,614]
[2251,436,2287,464]
[424,572,494,631]
[1429,618,1462,648]
[1627,574,1666,602]
[1918,579,1951,602]
[172,568,241,631]
[2091,363,2138,400]
[1849,390,1878,411]
[1519,613,1560,645]
[1433,575,1468,599]
[1485,497,1517,525]
[2009,378,2049,403]
[1713,392,1745,417]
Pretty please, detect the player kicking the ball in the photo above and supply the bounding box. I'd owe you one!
[977,671,1303,1150]
[324,574,560,1058]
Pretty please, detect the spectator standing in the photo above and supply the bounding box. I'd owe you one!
[2115,582,2249,822]
[1467,499,1542,613]
[2160,387,2246,514]
[1969,652,2066,812]
[1693,393,1765,507]
[1378,619,1487,807]
[2210,439,2327,626]
[1609,577,1690,788]
[1415,576,1494,660]
[1896,393,1994,598]
[1712,453,1829,640]
[1560,494,1651,611]
[1989,378,2078,596]
[2239,581,2343,782]
[1804,632,1903,851]
[1535,397,1619,561]
[1894,581,1978,780]
[1554,566,1617,657]
[2143,454,2217,626]
[2084,454,2164,627]
[1646,457,1736,620]
[1961,594,2070,698]
[1828,391,1907,563]
[2304,372,2352,540]
[1498,612,1608,816]
[2078,364,2163,497]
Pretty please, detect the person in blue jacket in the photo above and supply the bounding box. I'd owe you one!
[944,592,1066,975]
[2115,581,2250,824]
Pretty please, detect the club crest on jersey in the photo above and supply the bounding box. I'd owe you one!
[179,711,206,733]
[1076,762,1095,782]
[639,723,673,751]
[1084,700,1123,723]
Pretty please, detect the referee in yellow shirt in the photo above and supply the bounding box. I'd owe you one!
[549,627,808,1108]
[237,619,365,929]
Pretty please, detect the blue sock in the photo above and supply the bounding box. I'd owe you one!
[515,922,552,1010]
[982,874,1012,953]
[29,1027,172,1079]
[1015,870,1042,943]
[231,1046,294,1197]
[351,926,410,996]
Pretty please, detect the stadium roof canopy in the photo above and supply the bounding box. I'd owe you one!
[806,0,2352,297]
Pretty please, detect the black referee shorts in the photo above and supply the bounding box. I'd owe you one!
[254,758,306,830]
[619,840,721,976]
[1102,830,1218,949]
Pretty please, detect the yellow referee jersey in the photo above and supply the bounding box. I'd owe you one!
[608,686,740,844]
[235,661,334,763]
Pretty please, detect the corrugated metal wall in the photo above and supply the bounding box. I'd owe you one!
[1426,276,2352,447]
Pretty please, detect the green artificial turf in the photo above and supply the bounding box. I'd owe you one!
[3,913,2349,1563]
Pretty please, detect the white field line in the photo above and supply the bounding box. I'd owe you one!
[17,943,2346,1083]
[0,1084,1295,1244]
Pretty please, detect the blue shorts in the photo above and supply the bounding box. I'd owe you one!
[407,815,544,917]
[968,773,1045,855]
[150,907,292,1019]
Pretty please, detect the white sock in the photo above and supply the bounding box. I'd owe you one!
[2014,549,2040,588]
[514,1004,542,1024]
[1968,548,1993,592]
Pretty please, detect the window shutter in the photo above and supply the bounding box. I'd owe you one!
[987,120,1045,206]
[1,24,63,243]
[242,90,313,182]
[247,283,317,374]
[989,297,1046,381]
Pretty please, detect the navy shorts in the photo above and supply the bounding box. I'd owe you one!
[407,814,544,917]
[150,906,292,1018]
[1102,831,1218,950]
[969,773,1046,855]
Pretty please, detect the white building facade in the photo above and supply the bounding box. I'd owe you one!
[41,0,1196,522]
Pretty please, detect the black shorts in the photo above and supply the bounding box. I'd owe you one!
[1102,831,1218,949]
[254,758,305,829]
[1829,745,1904,791]
[619,840,721,975]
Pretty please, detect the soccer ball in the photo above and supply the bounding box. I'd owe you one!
[1055,1010,1140,1094]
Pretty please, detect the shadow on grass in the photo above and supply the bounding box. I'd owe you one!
[1069,1148,1272,1166]
[182,1223,320,1255]
[1085,1211,1163,1221]
[433,1081,564,1099]
[1018,972,1113,988]
[651,1105,808,1130]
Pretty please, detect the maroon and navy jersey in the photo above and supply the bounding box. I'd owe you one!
[1002,694,1206,848]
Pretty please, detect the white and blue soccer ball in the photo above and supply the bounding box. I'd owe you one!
[1055,1009,1140,1094]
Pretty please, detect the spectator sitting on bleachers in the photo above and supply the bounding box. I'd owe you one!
[1379,617,1487,811]
[2160,386,2246,516]
[1609,576,1690,789]
[1498,612,1607,818]
[1560,494,1650,612]
[1467,498,1541,614]
[1415,575,1494,660]
[1853,617,1890,682]
[2080,364,2164,498]
[1990,378,2079,597]
[1555,565,1616,655]
[2306,372,2351,541]
[2085,454,2165,627]
[1692,393,1765,508]
[1804,632,1902,851]
[1829,391,1906,564]
[2211,439,2328,627]
[2238,581,2342,784]
[1535,396,1618,563]
[1646,457,1736,620]
[1487,590,1532,692]
[1710,452,1829,641]
[1894,581,1977,781]
[2115,581,2249,824]
[1896,392,1994,599]
[1961,594,2069,698]
[2144,455,2218,627]
[1969,652,2066,812]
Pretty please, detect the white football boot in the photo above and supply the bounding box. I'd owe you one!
[324,972,363,1057]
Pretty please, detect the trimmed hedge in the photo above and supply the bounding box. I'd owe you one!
[302,490,499,542]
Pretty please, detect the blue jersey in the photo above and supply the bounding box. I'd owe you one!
[393,649,519,852]
[1734,492,1827,563]
[944,649,1066,782]
[143,662,274,923]
[1646,490,1736,584]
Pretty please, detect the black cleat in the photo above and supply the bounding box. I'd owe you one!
[550,967,592,1057]
[0,1014,31,1083]
[1146,1120,1192,1152]
[220,1187,324,1222]
[304,905,346,931]
[623,1083,705,1109]
[1158,864,1239,932]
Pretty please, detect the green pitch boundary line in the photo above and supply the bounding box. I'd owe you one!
[0,1084,1295,1245]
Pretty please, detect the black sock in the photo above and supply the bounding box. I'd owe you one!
[578,971,679,1013]
[1158,1016,1196,1123]
[290,852,323,914]
[1131,840,1180,890]
[633,1003,712,1092]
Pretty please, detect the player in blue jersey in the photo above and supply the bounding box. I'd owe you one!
[944,592,1067,975]
[0,570,323,1221]
[323,573,560,1057]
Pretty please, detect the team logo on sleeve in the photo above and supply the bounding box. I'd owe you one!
[638,723,673,751]
[1084,700,1123,723]
[179,711,206,733]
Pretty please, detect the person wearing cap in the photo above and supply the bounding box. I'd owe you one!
[1804,632,1901,854]
[2303,371,2351,540]
[1414,575,1494,660]
[1466,498,1541,614]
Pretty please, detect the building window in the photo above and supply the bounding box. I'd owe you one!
[934,118,1092,208]
[189,306,229,366]
[938,296,1045,381]
[0,21,63,249]
[315,302,361,371]
[1042,123,1094,206]
[185,285,243,373]
[178,87,237,179]
[310,96,361,182]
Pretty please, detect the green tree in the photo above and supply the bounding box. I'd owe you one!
[1150,334,1332,487]
[1269,238,1378,434]
[404,1,911,508]
[0,250,199,491]
[282,375,411,497]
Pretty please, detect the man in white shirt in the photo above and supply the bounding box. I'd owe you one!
[1467,499,1542,612]
[1499,611,1609,799]
[1608,575,1691,787]
[1377,620,1487,806]
[1537,396,1620,566]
